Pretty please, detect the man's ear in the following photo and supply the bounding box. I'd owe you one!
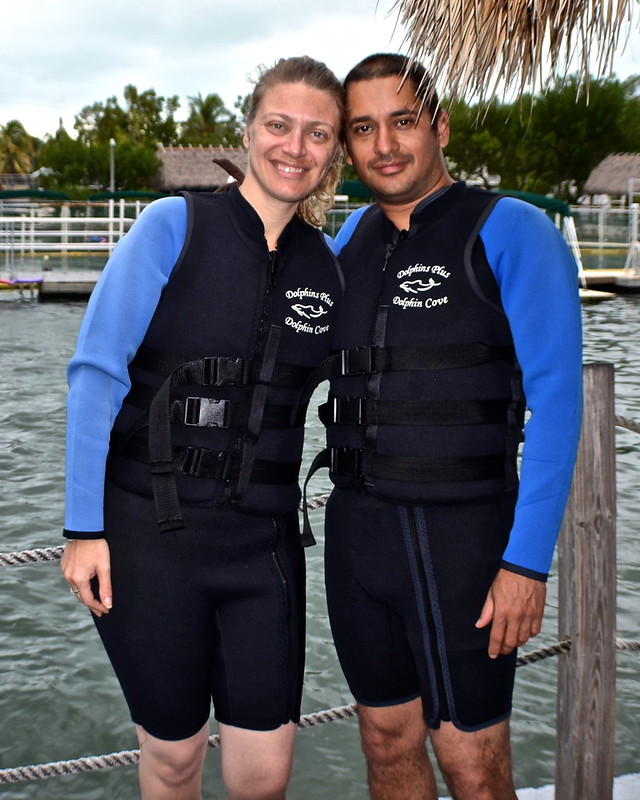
[342,142,353,166]
[436,110,450,148]
[242,129,250,149]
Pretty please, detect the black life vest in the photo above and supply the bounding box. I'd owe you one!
[108,186,343,530]
[306,182,524,510]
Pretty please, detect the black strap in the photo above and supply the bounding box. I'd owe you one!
[120,436,300,485]
[235,326,281,500]
[296,342,516,412]
[301,449,331,546]
[132,344,310,388]
[319,396,511,427]
[328,446,505,483]
[170,396,305,429]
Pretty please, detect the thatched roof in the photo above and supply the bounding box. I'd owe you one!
[583,153,640,198]
[152,145,248,192]
[393,0,637,105]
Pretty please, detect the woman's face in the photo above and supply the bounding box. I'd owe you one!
[242,81,341,210]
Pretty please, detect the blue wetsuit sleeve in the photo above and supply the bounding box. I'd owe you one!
[64,196,188,537]
[331,205,369,254]
[480,197,583,579]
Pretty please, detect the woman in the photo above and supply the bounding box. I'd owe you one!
[61,56,344,800]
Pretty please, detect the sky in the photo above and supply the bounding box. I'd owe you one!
[2,0,638,140]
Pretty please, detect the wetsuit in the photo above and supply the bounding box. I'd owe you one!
[64,186,344,739]
[321,183,582,730]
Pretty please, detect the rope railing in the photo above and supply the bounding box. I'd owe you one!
[1,636,637,785]
[1,412,638,785]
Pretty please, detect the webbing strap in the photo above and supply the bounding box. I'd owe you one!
[301,448,331,546]
[148,362,196,532]
[170,397,305,429]
[132,344,310,388]
[235,326,282,500]
[121,436,300,485]
[296,342,516,412]
[329,447,505,483]
[319,396,511,427]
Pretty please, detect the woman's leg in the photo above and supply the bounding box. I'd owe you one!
[137,722,210,800]
[218,721,297,800]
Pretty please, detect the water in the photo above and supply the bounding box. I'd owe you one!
[0,281,638,798]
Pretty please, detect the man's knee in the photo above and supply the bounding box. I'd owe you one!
[430,719,516,800]
[359,699,428,767]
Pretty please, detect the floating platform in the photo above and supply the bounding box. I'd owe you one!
[582,269,640,293]
[0,271,98,300]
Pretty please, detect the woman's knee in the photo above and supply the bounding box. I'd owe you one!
[137,724,209,786]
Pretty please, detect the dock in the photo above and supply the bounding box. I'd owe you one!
[1,267,639,302]
[0,270,99,300]
[582,268,640,293]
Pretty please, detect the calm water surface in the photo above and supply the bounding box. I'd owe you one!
[0,276,638,798]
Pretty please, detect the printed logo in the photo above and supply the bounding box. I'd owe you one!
[285,287,334,334]
[394,263,450,310]
[399,277,442,293]
[291,303,328,319]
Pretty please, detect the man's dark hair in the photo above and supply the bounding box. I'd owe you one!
[343,53,440,125]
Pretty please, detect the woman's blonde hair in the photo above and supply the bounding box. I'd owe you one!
[246,56,345,228]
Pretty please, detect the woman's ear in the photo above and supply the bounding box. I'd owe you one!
[242,128,250,149]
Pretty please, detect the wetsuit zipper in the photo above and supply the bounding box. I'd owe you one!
[405,506,442,723]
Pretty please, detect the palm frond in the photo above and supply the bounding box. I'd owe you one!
[391,0,637,104]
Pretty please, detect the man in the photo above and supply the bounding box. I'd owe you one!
[311,54,582,799]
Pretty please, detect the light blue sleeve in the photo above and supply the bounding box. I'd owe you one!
[481,197,583,577]
[64,196,188,534]
[330,205,369,254]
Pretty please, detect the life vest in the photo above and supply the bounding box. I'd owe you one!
[305,182,524,511]
[108,186,343,531]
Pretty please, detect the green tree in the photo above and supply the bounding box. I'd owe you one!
[181,92,241,146]
[443,73,639,198]
[39,128,160,192]
[74,85,180,146]
[0,120,37,175]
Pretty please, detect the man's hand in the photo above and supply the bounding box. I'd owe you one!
[475,568,546,658]
[61,538,113,617]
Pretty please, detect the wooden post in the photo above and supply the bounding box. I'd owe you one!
[556,363,617,798]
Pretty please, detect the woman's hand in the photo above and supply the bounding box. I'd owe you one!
[61,539,113,617]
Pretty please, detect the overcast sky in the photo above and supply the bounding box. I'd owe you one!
[2,0,638,140]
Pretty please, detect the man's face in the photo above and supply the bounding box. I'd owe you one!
[344,76,450,207]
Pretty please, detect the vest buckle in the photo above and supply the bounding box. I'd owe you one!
[329,446,364,477]
[340,346,376,376]
[203,356,249,386]
[184,396,229,427]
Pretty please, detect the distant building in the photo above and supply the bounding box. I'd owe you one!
[152,145,248,193]
[583,153,640,206]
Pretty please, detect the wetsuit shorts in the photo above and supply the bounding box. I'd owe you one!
[93,480,305,741]
[324,487,518,732]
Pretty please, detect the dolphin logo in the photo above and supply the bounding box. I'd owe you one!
[291,303,327,319]
[400,278,442,293]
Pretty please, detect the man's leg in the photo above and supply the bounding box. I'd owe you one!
[137,723,210,800]
[218,721,297,800]
[429,718,517,800]
[358,698,438,800]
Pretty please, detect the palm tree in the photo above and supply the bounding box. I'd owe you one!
[0,120,36,175]
[181,93,240,146]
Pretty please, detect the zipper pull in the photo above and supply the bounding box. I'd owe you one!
[268,250,278,286]
[382,243,394,272]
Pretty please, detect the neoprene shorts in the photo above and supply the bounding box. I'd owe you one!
[93,480,305,741]
[324,487,518,731]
